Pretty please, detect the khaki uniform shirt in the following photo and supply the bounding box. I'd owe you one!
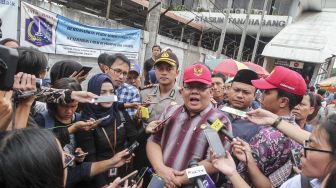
[140,84,184,124]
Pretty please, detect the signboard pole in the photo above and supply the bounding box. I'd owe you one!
[237,0,253,61]
[216,0,232,59]
[251,0,268,62]
[106,0,112,19]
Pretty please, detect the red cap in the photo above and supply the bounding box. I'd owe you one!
[251,66,307,96]
[183,64,212,85]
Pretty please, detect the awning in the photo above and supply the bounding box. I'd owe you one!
[262,9,336,64]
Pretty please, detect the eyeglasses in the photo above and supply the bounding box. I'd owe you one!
[183,84,211,92]
[110,68,128,77]
[64,153,75,169]
[303,140,333,158]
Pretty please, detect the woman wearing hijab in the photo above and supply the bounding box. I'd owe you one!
[50,60,88,85]
[75,73,138,188]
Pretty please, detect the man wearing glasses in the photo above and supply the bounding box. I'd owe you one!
[146,64,232,187]
[102,53,140,119]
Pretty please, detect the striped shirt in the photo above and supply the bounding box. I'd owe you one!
[149,104,232,171]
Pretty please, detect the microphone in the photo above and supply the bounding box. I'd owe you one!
[207,118,233,142]
[186,160,206,188]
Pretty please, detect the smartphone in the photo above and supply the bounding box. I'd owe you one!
[36,78,42,88]
[0,45,19,91]
[119,170,138,185]
[291,149,301,167]
[204,129,226,157]
[95,115,110,125]
[75,152,88,157]
[141,102,158,105]
[75,66,92,76]
[147,174,165,188]
[220,106,247,118]
[92,95,118,103]
[127,141,140,154]
[152,116,172,129]
[133,167,149,185]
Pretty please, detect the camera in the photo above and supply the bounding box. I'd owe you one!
[0,45,19,91]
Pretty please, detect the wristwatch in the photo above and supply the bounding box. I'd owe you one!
[271,117,282,129]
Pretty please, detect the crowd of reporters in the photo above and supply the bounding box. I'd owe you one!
[0,39,335,188]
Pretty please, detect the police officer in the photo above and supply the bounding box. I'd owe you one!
[134,51,183,186]
[140,51,183,124]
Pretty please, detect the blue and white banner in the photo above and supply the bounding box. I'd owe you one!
[20,2,141,58]
[0,0,19,40]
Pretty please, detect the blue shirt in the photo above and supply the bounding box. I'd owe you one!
[223,106,261,142]
[115,83,140,119]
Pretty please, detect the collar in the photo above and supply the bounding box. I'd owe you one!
[152,84,179,98]
[182,104,213,117]
[281,114,297,125]
[310,178,321,187]
[114,82,124,90]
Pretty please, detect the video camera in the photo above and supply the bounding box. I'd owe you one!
[0,45,19,91]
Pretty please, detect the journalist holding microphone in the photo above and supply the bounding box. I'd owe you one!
[146,64,232,188]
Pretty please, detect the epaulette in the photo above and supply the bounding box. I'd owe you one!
[140,84,157,90]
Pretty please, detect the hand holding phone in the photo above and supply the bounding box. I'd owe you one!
[133,167,149,185]
[75,152,88,157]
[94,115,110,125]
[74,66,92,77]
[92,95,118,103]
[127,141,140,154]
[118,170,138,185]
[145,120,166,134]
[204,129,226,158]
[291,149,301,167]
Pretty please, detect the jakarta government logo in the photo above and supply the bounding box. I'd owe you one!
[25,16,52,47]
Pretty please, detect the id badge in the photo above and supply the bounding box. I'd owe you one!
[108,168,118,177]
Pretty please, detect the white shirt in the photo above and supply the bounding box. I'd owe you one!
[280,174,321,188]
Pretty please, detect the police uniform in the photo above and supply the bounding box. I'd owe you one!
[140,84,183,124]
[133,51,183,186]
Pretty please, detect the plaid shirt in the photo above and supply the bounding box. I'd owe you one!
[115,83,140,119]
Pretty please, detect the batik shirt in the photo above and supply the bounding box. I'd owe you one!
[237,115,302,188]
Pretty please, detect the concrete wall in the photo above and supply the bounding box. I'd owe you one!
[22,0,216,88]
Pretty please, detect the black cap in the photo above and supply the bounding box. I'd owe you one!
[232,69,258,86]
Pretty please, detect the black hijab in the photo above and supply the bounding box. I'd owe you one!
[50,60,82,85]
[81,73,117,127]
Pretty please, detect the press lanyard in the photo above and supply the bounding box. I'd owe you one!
[101,120,117,154]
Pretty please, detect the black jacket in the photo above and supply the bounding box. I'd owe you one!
[75,108,138,187]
